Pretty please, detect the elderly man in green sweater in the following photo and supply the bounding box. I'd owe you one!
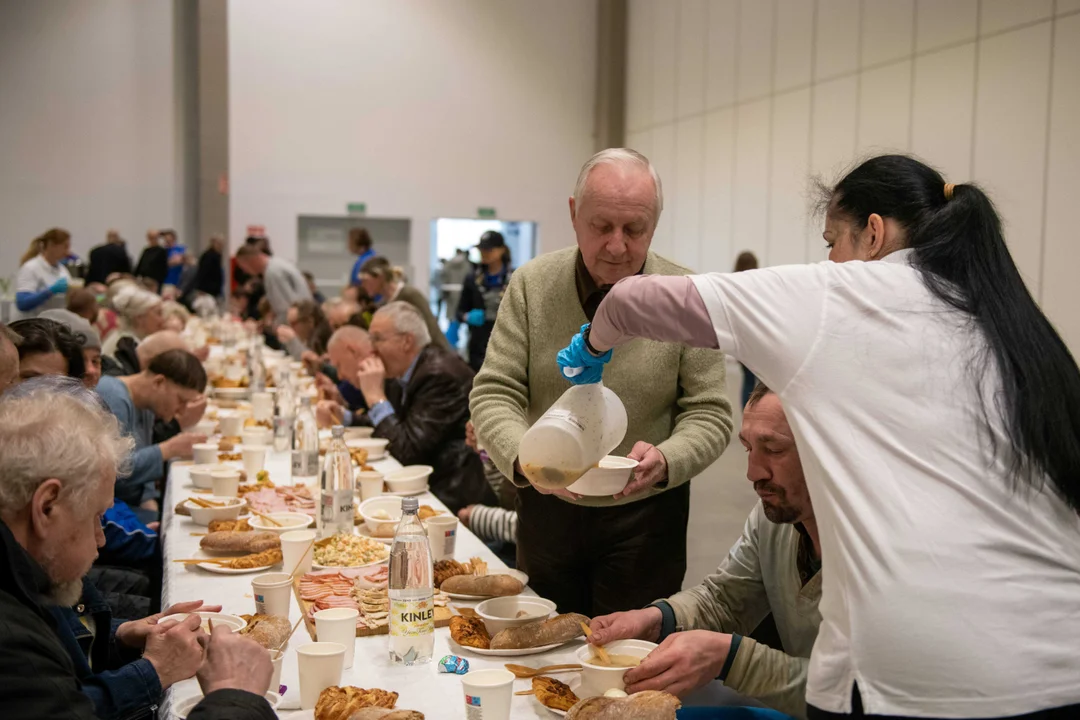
[469,148,733,615]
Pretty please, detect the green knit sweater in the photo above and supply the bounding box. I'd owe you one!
[469,247,733,508]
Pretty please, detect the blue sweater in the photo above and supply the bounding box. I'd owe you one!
[96,376,163,506]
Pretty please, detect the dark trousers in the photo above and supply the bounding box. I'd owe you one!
[515,483,690,616]
[808,686,1080,720]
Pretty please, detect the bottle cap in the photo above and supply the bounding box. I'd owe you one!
[331,425,344,437]
[401,497,419,513]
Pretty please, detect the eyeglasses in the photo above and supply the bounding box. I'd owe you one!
[369,332,403,345]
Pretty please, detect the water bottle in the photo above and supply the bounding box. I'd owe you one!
[250,335,266,392]
[274,369,296,453]
[388,497,434,665]
[291,396,319,485]
[319,426,355,538]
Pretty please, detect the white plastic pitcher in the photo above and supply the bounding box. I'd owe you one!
[517,383,627,489]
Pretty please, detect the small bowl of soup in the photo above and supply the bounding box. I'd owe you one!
[576,639,658,696]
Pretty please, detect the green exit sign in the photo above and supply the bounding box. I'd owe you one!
[477,207,497,219]
[347,202,367,215]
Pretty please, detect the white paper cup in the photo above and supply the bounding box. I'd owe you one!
[280,529,316,575]
[210,469,240,497]
[269,648,283,691]
[251,392,275,421]
[425,515,458,562]
[251,572,293,619]
[192,443,218,465]
[461,669,514,720]
[314,607,358,668]
[356,471,385,502]
[219,412,244,437]
[241,445,269,476]
[297,642,345,710]
[191,419,216,436]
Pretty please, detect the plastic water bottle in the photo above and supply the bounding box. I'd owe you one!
[318,426,354,538]
[291,396,319,485]
[249,335,266,392]
[388,497,434,665]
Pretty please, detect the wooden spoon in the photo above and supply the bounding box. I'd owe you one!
[250,509,283,527]
[580,621,611,665]
[505,663,583,679]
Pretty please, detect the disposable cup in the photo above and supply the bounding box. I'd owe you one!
[192,443,218,465]
[269,649,283,691]
[210,469,240,497]
[314,608,359,668]
[241,445,269,476]
[461,668,514,720]
[356,471,385,502]
[281,529,316,575]
[193,419,217,437]
[297,642,345,710]
[425,515,458,562]
[251,572,293,619]
[219,412,244,437]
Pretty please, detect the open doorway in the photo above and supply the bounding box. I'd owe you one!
[428,218,537,328]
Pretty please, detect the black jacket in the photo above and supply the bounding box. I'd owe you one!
[101,336,140,378]
[0,519,274,720]
[374,345,497,513]
[133,246,168,289]
[87,244,132,285]
[193,248,224,298]
[456,263,512,372]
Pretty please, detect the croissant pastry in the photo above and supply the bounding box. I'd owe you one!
[315,686,399,720]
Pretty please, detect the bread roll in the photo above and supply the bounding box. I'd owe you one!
[347,711,424,720]
[200,530,280,553]
[244,614,291,649]
[489,613,589,650]
[565,691,680,719]
[439,574,523,598]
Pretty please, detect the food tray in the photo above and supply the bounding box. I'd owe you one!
[293,576,453,639]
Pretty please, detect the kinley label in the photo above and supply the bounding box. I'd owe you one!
[390,597,434,637]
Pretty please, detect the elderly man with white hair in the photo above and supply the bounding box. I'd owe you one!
[0,377,275,720]
[469,148,733,616]
[356,301,497,513]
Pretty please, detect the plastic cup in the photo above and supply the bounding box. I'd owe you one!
[241,445,269,477]
[251,392,275,421]
[461,669,514,720]
[251,572,293,619]
[425,515,458,562]
[210,469,240,497]
[281,529,316,576]
[356,471,385,502]
[269,648,283,691]
[314,608,358,668]
[193,419,217,437]
[296,642,345,710]
[219,412,244,437]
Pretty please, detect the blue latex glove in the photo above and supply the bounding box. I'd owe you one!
[49,276,69,294]
[445,320,461,347]
[556,324,612,385]
[466,308,487,327]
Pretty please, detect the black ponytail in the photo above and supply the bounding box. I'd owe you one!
[827,154,1080,514]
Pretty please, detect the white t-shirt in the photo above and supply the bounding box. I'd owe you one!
[690,250,1080,717]
[15,254,71,319]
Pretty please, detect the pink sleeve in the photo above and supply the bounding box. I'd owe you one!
[588,275,719,351]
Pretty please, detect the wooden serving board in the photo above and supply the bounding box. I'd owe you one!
[293,576,453,639]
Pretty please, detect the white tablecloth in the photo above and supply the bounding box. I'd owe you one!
[160,448,581,719]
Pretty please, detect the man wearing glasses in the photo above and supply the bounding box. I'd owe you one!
[354,301,497,513]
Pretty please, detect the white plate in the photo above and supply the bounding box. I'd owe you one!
[214,387,250,399]
[355,524,394,544]
[382,484,430,497]
[195,562,275,575]
[443,569,529,600]
[536,676,585,717]
[311,555,389,571]
[448,637,568,658]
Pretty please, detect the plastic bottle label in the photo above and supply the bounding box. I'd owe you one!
[390,597,435,638]
[291,450,319,476]
[320,489,354,526]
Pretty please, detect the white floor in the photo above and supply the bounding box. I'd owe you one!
[682,361,760,589]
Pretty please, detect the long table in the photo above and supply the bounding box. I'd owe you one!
[160,447,581,719]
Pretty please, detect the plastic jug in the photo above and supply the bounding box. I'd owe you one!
[517,383,628,490]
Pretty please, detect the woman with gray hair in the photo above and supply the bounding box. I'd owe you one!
[101,283,165,359]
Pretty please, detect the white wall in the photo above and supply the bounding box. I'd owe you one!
[626,0,1080,353]
[0,0,188,283]
[228,0,598,291]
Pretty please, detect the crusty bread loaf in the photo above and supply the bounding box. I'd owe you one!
[347,711,424,720]
[439,574,523,598]
[565,691,680,719]
[200,530,280,553]
[489,613,589,650]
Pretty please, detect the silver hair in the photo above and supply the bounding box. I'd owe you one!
[327,324,371,351]
[374,301,431,348]
[0,376,134,517]
[136,330,188,368]
[573,148,664,216]
[111,284,162,329]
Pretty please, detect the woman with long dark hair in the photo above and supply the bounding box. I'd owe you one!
[556,155,1080,719]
